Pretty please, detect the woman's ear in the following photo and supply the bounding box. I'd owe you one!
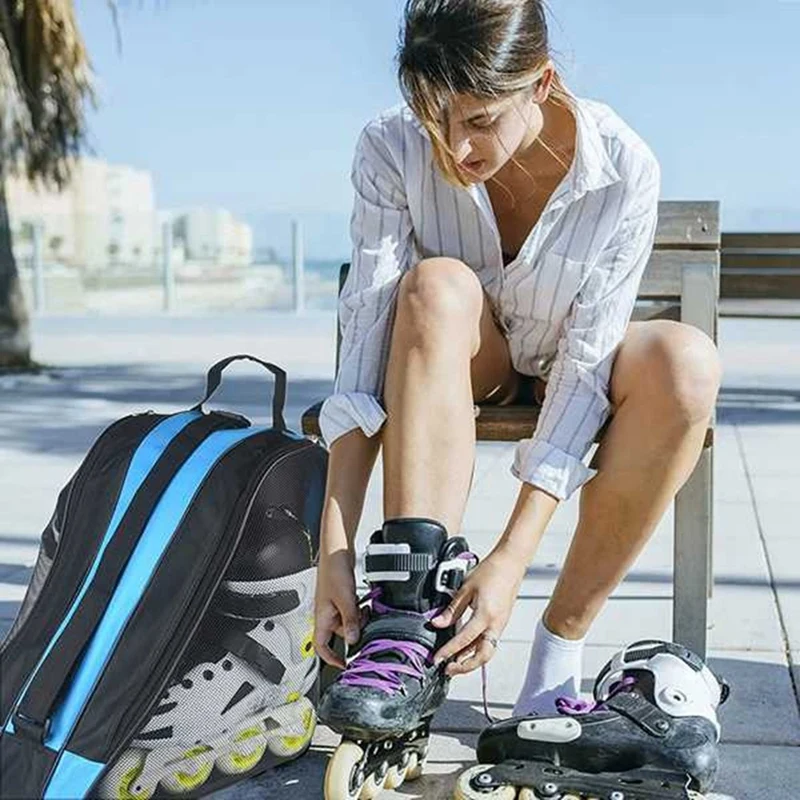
[532,59,556,104]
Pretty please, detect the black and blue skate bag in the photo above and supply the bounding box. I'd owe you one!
[0,355,328,799]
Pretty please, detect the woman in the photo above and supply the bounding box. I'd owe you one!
[314,0,721,730]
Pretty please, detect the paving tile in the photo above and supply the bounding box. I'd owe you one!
[715,743,800,799]
[756,500,800,542]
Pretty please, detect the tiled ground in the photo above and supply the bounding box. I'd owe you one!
[1,314,798,799]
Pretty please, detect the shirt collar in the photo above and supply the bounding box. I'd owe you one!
[404,94,621,212]
[569,96,621,197]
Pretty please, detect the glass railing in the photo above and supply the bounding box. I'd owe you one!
[9,212,347,314]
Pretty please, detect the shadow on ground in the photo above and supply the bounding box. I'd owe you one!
[0,365,333,457]
[718,385,800,426]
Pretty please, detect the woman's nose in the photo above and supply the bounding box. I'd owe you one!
[448,122,473,163]
[451,135,474,164]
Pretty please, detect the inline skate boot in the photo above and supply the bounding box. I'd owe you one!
[97,505,319,799]
[320,517,477,800]
[455,639,730,800]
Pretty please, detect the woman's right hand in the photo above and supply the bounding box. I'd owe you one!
[313,546,361,669]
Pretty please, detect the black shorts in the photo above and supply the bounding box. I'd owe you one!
[513,372,548,407]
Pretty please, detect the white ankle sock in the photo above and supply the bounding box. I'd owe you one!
[512,617,586,717]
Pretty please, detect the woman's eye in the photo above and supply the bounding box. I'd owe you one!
[470,117,497,130]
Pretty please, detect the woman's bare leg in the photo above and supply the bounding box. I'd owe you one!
[544,319,722,639]
[380,257,516,536]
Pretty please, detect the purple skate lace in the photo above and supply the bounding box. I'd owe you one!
[555,676,638,715]
[336,588,444,695]
[338,552,477,696]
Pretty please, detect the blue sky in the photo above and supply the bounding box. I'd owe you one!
[76,1,799,258]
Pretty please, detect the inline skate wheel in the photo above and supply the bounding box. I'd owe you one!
[325,741,367,800]
[159,746,214,794]
[384,754,410,789]
[267,696,317,757]
[360,764,389,799]
[99,750,156,800]
[453,765,516,800]
[406,744,429,781]
[216,724,268,775]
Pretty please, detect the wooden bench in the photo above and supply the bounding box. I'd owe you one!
[302,200,720,659]
[720,232,800,318]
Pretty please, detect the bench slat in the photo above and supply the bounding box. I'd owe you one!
[722,273,800,299]
[654,201,720,250]
[722,232,800,249]
[301,400,713,449]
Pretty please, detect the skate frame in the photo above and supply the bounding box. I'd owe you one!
[302,200,720,660]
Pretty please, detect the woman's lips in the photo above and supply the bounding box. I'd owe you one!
[463,159,486,172]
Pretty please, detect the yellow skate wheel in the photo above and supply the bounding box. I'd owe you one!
[100,750,155,800]
[216,725,268,775]
[268,698,317,757]
[324,741,366,800]
[453,765,516,800]
[159,746,214,794]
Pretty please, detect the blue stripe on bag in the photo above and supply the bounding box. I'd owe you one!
[43,425,266,799]
[3,410,201,738]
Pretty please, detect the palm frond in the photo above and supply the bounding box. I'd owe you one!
[0,0,96,188]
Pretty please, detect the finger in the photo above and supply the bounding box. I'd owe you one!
[314,605,343,659]
[431,587,473,629]
[314,637,346,670]
[446,635,496,676]
[434,613,486,665]
[313,618,346,669]
[339,601,362,646]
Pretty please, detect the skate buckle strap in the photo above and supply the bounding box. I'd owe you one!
[434,555,475,596]
[607,690,673,737]
[364,543,433,582]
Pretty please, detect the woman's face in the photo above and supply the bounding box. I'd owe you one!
[443,68,553,183]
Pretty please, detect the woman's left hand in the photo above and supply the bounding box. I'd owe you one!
[430,545,527,676]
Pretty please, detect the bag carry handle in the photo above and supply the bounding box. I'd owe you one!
[193,355,287,431]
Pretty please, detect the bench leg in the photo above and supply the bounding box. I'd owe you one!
[708,446,715,600]
[673,446,713,659]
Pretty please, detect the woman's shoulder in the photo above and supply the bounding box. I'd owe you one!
[357,103,429,151]
[353,102,430,177]
[576,96,660,185]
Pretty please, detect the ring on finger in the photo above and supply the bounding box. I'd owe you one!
[480,631,499,649]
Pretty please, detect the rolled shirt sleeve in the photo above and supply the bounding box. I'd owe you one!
[318,121,416,449]
[511,159,661,499]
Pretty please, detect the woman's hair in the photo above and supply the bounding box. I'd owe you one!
[397,0,575,194]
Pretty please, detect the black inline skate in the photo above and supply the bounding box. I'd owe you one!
[319,517,477,800]
[455,639,730,800]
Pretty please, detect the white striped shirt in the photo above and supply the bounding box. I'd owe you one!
[318,94,660,501]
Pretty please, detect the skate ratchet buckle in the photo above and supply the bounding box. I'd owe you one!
[434,556,473,595]
[465,761,695,799]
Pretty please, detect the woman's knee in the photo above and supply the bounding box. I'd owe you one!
[640,321,722,424]
[396,257,483,341]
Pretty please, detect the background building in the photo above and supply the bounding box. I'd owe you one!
[6,160,253,273]
[6,158,157,272]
